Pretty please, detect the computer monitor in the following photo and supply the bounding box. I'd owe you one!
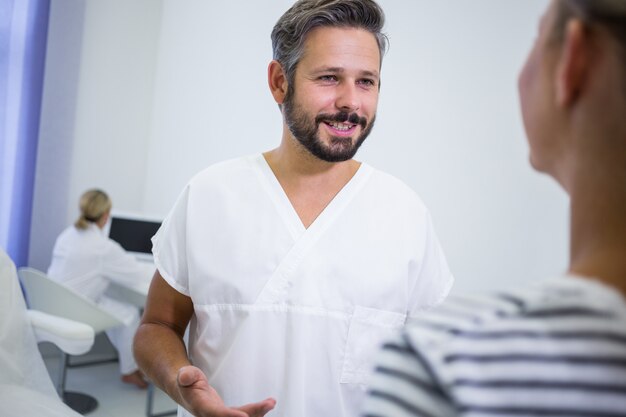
[106,212,161,261]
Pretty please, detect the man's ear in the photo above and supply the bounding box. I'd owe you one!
[268,60,289,105]
[556,19,589,107]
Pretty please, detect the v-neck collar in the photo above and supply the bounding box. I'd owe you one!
[252,154,373,241]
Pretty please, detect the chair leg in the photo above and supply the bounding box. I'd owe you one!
[146,382,155,417]
[56,350,98,414]
[56,351,69,397]
[146,382,177,417]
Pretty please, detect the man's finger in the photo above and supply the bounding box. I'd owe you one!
[237,398,276,417]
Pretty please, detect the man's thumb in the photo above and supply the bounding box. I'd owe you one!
[177,365,201,387]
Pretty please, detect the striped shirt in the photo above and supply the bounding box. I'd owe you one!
[362,275,626,417]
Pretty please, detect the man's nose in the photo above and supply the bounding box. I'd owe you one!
[335,83,360,113]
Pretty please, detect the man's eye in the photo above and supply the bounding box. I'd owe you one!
[319,75,337,82]
[358,79,376,87]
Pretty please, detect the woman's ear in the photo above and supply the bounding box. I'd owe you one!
[268,60,289,105]
[555,19,589,107]
[98,209,111,229]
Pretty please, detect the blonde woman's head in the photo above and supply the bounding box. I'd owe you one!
[75,189,112,230]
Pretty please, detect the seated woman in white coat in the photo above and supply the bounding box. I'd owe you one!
[48,189,154,388]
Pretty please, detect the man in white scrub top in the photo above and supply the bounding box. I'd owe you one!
[134,1,454,416]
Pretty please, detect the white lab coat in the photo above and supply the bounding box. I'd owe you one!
[48,224,154,373]
[153,154,454,417]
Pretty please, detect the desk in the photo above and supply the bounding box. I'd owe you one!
[105,280,149,308]
[106,272,177,417]
[105,256,154,307]
[105,271,177,417]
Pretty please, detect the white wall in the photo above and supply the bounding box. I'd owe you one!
[30,0,162,269]
[32,0,568,292]
[67,0,162,217]
[142,0,294,210]
[29,0,86,271]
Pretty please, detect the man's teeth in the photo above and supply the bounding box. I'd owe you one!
[329,122,353,131]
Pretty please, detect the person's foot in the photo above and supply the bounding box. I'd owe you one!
[121,370,148,389]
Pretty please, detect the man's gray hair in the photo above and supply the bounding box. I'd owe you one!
[271,0,388,87]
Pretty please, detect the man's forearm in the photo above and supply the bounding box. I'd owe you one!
[134,322,190,404]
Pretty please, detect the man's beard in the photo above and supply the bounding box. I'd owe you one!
[283,89,375,162]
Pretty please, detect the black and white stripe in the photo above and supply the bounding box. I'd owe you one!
[362,277,626,417]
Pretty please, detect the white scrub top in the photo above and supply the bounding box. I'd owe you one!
[48,224,153,325]
[153,154,454,417]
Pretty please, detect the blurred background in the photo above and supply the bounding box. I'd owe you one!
[3,0,563,293]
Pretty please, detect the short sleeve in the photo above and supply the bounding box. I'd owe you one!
[408,211,454,316]
[151,185,191,296]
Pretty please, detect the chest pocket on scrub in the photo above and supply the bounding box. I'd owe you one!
[340,305,406,386]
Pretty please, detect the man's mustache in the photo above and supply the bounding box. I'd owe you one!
[315,112,367,129]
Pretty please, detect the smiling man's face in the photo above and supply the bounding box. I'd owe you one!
[283,26,381,162]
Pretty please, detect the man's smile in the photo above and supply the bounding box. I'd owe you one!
[323,121,358,136]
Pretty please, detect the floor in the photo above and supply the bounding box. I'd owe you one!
[41,338,178,417]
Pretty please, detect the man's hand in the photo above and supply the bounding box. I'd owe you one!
[176,365,276,417]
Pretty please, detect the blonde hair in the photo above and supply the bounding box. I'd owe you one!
[74,189,112,230]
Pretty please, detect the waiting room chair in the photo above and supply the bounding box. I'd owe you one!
[1,250,94,417]
[18,267,124,414]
